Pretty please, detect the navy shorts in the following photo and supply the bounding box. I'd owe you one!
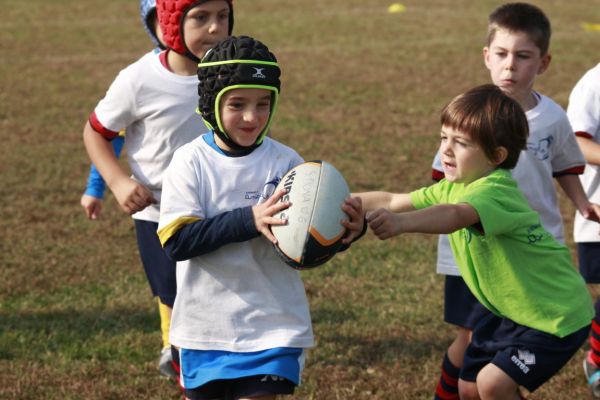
[578,242,600,284]
[444,275,491,329]
[461,313,590,392]
[134,220,177,307]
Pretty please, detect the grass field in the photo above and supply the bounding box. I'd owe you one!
[1,0,600,398]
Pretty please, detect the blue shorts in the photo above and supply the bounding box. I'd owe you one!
[179,347,305,398]
[578,242,600,284]
[461,313,590,392]
[134,220,177,307]
[184,375,295,399]
[444,275,490,329]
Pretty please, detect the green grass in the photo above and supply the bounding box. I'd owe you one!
[2,0,600,398]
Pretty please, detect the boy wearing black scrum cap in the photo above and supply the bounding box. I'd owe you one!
[157,36,365,399]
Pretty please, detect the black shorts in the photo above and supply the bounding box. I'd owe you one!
[444,275,490,329]
[134,219,177,306]
[461,313,590,392]
[184,375,295,400]
[578,242,600,284]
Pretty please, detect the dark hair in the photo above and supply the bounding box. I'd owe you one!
[487,2,551,55]
[440,84,528,169]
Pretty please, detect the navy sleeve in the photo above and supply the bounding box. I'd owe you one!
[83,136,125,198]
[164,206,260,261]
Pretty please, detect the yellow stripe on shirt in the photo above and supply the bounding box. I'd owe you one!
[157,216,201,246]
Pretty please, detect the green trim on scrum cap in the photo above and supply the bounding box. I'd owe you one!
[198,59,279,68]
[214,84,279,146]
[197,53,281,150]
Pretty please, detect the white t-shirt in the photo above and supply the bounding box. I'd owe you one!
[93,51,203,222]
[158,136,314,352]
[434,93,584,275]
[569,63,600,243]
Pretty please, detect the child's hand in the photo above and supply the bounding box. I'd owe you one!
[80,194,103,220]
[112,177,157,215]
[252,188,290,244]
[580,202,600,226]
[367,208,403,240]
[341,196,365,244]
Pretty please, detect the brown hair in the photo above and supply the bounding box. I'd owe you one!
[441,84,528,169]
[487,2,551,55]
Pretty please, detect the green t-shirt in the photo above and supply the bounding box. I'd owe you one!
[411,169,593,337]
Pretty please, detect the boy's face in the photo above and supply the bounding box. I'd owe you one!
[216,88,272,151]
[483,29,551,105]
[182,0,230,59]
[439,126,497,184]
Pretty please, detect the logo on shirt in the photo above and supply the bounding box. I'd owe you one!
[252,67,266,79]
[526,224,544,244]
[527,135,553,160]
[244,177,282,201]
[511,349,536,374]
[462,228,473,244]
[261,177,281,199]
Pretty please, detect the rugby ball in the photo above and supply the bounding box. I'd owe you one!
[271,160,350,269]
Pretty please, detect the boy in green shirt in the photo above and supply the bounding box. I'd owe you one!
[356,84,593,399]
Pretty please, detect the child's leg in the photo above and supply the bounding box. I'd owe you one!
[475,363,520,400]
[459,364,523,400]
[435,276,489,400]
[578,242,600,398]
[435,329,468,400]
[134,220,178,377]
[447,327,471,367]
[158,298,173,350]
[587,300,600,365]
[461,312,589,399]
[157,298,177,378]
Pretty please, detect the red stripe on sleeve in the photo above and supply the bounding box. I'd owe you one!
[432,169,445,182]
[575,131,593,139]
[89,112,120,140]
[553,165,585,177]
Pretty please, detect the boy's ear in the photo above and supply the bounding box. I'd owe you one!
[491,146,508,166]
[482,47,491,69]
[537,52,551,75]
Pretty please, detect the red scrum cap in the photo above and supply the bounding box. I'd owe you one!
[157,0,234,59]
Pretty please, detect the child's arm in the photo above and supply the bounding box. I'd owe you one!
[162,188,290,261]
[80,136,125,220]
[353,191,415,213]
[368,203,480,240]
[557,174,600,223]
[577,136,600,167]
[83,121,156,215]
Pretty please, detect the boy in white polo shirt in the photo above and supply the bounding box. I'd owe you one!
[82,0,234,378]
[80,0,165,221]
[567,62,600,399]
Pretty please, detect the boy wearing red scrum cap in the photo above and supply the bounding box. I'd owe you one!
[82,0,233,379]
[80,0,166,221]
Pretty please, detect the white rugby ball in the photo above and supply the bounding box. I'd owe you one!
[271,160,350,269]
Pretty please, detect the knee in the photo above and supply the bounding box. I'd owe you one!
[476,377,518,400]
[476,379,497,399]
[458,379,480,400]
